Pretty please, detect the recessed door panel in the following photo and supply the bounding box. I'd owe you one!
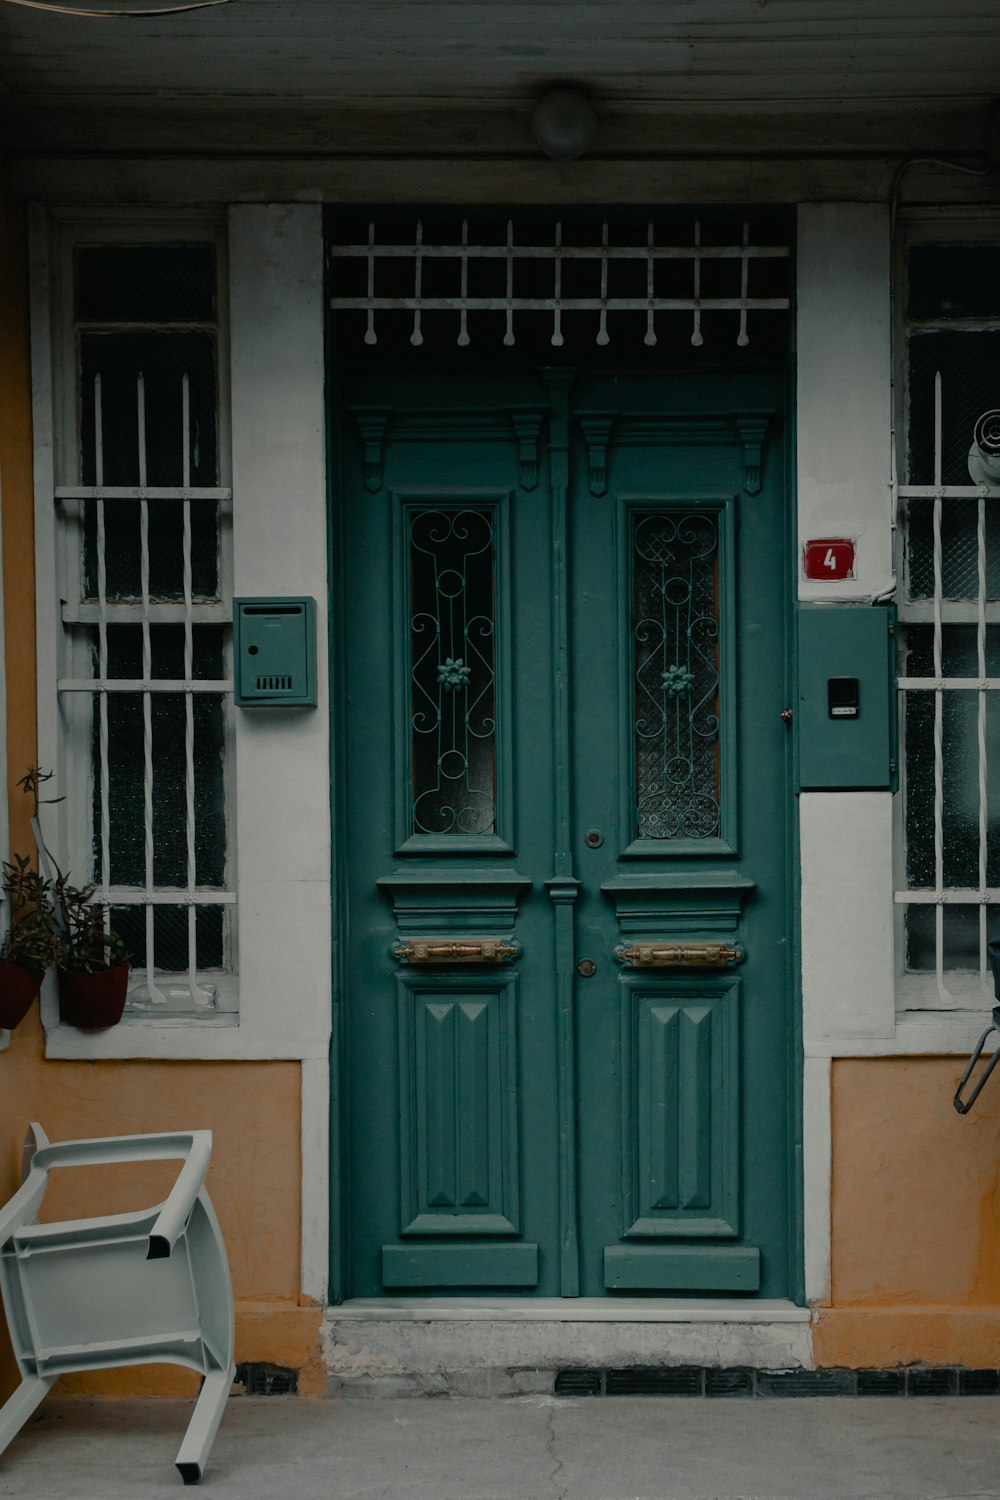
[397,971,522,1237]
[620,976,740,1239]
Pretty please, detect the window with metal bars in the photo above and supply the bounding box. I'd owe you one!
[896,229,1000,1007]
[56,238,235,1015]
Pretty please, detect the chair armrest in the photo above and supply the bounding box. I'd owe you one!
[28,1130,214,1260]
[21,1122,51,1184]
[0,1172,49,1244]
[147,1134,213,1259]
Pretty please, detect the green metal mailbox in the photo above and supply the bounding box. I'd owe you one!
[797,605,897,790]
[234,597,317,707]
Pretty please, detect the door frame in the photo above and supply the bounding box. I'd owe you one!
[323,213,804,1308]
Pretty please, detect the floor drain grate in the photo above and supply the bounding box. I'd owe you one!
[606,1367,703,1396]
[235,1362,298,1396]
[554,1366,999,1398]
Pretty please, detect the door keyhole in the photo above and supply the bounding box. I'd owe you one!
[577,959,597,978]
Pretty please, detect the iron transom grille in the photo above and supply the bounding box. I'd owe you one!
[329,211,791,354]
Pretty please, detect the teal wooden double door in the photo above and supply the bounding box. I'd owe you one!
[338,363,794,1299]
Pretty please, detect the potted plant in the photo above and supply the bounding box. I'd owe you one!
[13,765,131,1030]
[0,855,62,1029]
[54,878,131,1029]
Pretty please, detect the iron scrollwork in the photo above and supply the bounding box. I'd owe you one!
[409,508,498,837]
[633,511,721,840]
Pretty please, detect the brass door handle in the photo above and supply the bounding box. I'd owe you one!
[615,941,743,969]
[392,938,521,965]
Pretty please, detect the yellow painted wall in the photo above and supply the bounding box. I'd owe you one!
[814,1057,1000,1368]
[0,194,323,1398]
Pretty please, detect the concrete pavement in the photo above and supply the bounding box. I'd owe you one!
[1,1395,1000,1499]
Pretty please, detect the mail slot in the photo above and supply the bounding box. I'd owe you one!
[234,597,317,707]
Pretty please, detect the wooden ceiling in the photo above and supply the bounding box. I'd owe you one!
[2,0,999,160]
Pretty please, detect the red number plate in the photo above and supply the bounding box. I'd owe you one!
[802,538,856,581]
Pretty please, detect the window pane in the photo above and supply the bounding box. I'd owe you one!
[904,497,1000,602]
[76,245,215,323]
[111,903,226,972]
[902,674,1000,891]
[92,628,227,889]
[908,246,1000,321]
[80,330,218,492]
[904,623,1000,677]
[409,507,497,837]
[633,510,721,840]
[907,330,1000,487]
[906,904,1000,972]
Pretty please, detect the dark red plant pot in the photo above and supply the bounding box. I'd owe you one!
[58,964,130,1029]
[0,961,44,1030]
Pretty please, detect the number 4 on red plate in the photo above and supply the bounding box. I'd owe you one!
[802,538,856,581]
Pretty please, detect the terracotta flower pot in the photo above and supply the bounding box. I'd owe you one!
[0,961,44,1030]
[58,964,130,1029]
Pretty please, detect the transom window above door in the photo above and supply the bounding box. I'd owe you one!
[328,208,792,357]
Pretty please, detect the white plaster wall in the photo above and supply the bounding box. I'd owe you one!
[796,208,895,1307]
[796,203,893,603]
[800,793,895,1047]
[229,203,331,1060]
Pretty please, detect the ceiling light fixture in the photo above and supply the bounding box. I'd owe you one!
[530,87,597,161]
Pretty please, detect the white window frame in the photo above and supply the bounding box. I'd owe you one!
[30,204,332,1065]
[893,209,1000,1016]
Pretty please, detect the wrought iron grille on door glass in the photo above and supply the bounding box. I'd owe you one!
[633,512,721,841]
[896,234,1000,1005]
[329,210,791,355]
[57,242,234,1014]
[408,507,498,838]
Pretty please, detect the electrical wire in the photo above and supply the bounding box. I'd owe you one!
[0,0,229,15]
[890,156,992,239]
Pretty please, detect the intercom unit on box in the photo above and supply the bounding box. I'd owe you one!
[797,605,897,790]
[234,597,317,707]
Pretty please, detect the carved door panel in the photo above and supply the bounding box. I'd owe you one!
[338,364,793,1300]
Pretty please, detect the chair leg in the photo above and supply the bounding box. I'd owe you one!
[0,1374,56,1460]
[174,1362,234,1485]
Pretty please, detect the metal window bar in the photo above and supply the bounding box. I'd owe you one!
[896,368,1000,999]
[59,369,234,1013]
[330,218,791,349]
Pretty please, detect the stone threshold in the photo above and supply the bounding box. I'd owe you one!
[327,1297,811,1324]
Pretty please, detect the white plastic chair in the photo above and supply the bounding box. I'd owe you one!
[0,1124,235,1485]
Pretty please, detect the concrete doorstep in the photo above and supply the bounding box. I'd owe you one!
[0,1394,999,1500]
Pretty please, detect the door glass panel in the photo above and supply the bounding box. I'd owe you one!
[633,510,721,840]
[409,506,497,836]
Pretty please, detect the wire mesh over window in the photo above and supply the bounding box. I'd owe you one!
[58,242,234,1015]
[328,208,792,358]
[897,238,1000,1003]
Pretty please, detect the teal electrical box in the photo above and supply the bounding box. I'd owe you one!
[797,605,897,790]
[234,597,317,707]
